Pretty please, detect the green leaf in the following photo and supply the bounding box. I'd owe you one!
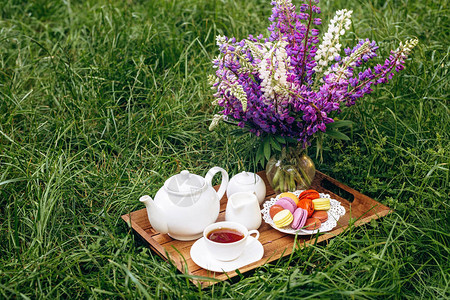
[324,130,350,140]
[285,137,298,146]
[255,143,264,166]
[270,137,282,151]
[263,138,271,161]
[326,120,354,129]
[274,135,286,144]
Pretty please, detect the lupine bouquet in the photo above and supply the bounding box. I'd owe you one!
[208,0,417,164]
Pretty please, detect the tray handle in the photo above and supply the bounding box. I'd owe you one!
[316,171,390,214]
[320,178,355,203]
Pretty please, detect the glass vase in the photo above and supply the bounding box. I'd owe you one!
[265,145,316,193]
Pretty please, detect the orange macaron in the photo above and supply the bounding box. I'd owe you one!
[311,210,328,223]
[270,204,285,219]
[297,198,314,217]
[304,217,321,230]
[298,189,320,201]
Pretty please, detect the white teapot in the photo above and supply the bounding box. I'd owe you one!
[226,171,266,205]
[139,167,229,241]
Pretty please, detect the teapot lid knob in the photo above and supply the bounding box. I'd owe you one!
[180,170,189,179]
[235,171,260,185]
[166,170,204,194]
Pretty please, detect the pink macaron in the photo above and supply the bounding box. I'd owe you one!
[275,197,297,214]
[291,208,308,230]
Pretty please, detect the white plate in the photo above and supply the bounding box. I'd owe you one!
[261,190,346,235]
[190,236,264,273]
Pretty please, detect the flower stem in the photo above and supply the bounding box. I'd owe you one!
[348,52,402,94]
[299,0,313,87]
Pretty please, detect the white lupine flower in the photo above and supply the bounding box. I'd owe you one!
[215,71,248,111]
[207,74,218,87]
[210,44,250,111]
[219,37,295,106]
[257,40,291,103]
[246,42,266,61]
[216,35,227,46]
[209,114,223,131]
[276,0,292,6]
[327,41,371,82]
[231,83,248,111]
[395,38,419,57]
[313,9,353,75]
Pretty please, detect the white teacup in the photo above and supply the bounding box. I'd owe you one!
[203,221,260,261]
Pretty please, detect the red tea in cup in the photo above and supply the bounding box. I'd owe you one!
[203,221,260,261]
[206,228,244,243]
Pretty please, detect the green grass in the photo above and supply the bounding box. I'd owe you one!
[0,0,448,298]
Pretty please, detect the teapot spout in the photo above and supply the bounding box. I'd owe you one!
[139,195,152,203]
[139,195,169,234]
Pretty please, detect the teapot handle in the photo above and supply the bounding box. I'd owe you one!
[205,167,229,201]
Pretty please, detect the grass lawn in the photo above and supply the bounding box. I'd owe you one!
[0,0,448,298]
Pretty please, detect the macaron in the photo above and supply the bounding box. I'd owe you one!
[291,208,308,230]
[298,189,320,201]
[275,197,297,214]
[273,209,293,228]
[311,210,328,223]
[297,198,314,217]
[304,217,321,230]
[270,204,285,219]
[312,198,330,210]
[279,192,299,205]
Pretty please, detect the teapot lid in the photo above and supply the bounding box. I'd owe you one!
[234,171,260,185]
[165,170,205,194]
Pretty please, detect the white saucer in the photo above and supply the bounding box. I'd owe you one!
[190,236,264,273]
[261,191,346,235]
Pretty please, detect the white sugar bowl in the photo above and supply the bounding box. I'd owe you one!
[226,171,266,205]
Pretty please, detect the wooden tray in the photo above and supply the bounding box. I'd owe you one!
[121,171,391,288]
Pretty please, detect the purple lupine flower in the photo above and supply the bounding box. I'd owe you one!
[208,0,417,146]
